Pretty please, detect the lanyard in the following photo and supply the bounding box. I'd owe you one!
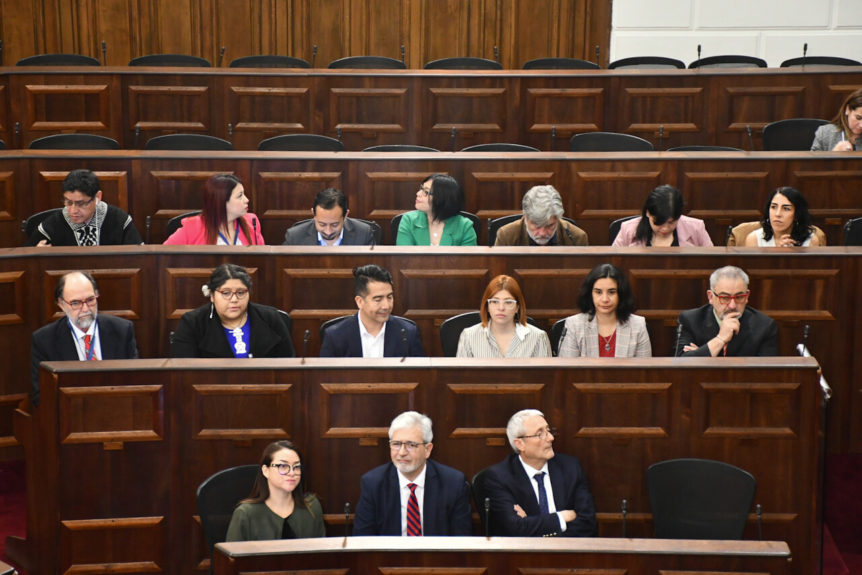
[218,220,241,245]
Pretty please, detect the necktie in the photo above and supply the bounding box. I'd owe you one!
[406,483,422,536]
[534,472,549,514]
[83,334,97,361]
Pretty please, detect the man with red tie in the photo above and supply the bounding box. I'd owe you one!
[353,411,472,536]
[30,271,138,406]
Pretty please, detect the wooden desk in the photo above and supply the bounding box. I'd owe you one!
[214,536,793,575]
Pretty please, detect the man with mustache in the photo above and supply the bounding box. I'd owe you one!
[30,271,138,405]
[494,185,588,247]
[282,187,376,246]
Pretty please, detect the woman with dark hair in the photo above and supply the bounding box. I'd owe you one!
[396,174,477,246]
[456,274,550,357]
[558,264,651,358]
[171,263,295,358]
[811,88,862,151]
[744,186,822,247]
[613,185,712,247]
[226,440,325,541]
[164,174,265,245]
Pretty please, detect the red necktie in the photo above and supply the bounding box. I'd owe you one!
[83,334,97,361]
[406,483,422,536]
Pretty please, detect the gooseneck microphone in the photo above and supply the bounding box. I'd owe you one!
[101,40,107,64]
[621,498,628,538]
[400,328,408,362]
[312,45,318,68]
[658,125,664,150]
[252,217,258,245]
[218,46,226,67]
[595,45,600,65]
[697,44,702,62]
[301,329,310,364]
[484,497,491,538]
[343,502,351,546]
[674,322,684,357]
[802,43,808,68]
[557,325,568,357]
[746,125,754,150]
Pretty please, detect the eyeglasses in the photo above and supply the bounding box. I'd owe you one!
[487,298,518,309]
[216,289,249,300]
[418,187,433,197]
[61,295,98,310]
[713,291,750,305]
[519,427,557,441]
[62,197,95,209]
[389,440,427,452]
[270,463,302,475]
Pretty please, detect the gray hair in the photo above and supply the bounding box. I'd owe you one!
[389,411,433,443]
[522,185,564,226]
[709,266,750,291]
[506,408,544,452]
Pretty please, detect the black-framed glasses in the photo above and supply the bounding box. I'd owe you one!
[62,197,95,209]
[61,295,98,310]
[216,288,249,300]
[519,427,557,441]
[270,463,302,475]
[713,291,750,305]
[389,440,427,452]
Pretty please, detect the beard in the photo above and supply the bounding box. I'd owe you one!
[527,228,552,245]
[73,312,95,330]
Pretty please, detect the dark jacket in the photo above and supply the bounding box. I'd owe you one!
[28,204,143,246]
[319,313,424,357]
[282,217,376,246]
[676,304,779,357]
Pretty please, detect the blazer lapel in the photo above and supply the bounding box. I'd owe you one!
[54,320,80,360]
[548,458,569,510]
[615,320,632,357]
[422,461,439,534]
[509,456,541,515]
[585,317,599,357]
[383,464,403,535]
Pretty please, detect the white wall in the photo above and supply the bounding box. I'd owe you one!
[610,0,862,67]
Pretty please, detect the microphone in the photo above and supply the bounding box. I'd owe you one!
[252,216,258,245]
[494,46,499,61]
[145,215,152,244]
[101,40,107,64]
[674,322,684,357]
[312,45,318,68]
[551,125,557,150]
[746,124,754,150]
[336,126,342,142]
[801,323,810,350]
[227,122,234,142]
[621,499,627,538]
[134,125,141,148]
[594,45,600,65]
[658,125,664,150]
[756,503,763,540]
[450,126,457,152]
[484,497,491,538]
[556,325,568,357]
[343,502,351,546]
[400,328,408,362]
[802,43,808,68]
[400,45,405,62]
[697,44,702,62]
[301,329,310,364]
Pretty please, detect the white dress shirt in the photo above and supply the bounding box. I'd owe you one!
[68,320,101,361]
[518,456,567,532]
[358,316,386,358]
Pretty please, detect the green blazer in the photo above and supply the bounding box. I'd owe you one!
[396,210,477,246]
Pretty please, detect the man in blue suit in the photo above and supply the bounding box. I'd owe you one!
[319,264,424,358]
[483,409,597,537]
[354,411,472,536]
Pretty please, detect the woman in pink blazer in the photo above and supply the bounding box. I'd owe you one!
[612,185,712,247]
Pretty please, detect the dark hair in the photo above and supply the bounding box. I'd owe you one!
[353,264,393,297]
[634,185,684,244]
[833,88,862,135]
[62,169,100,198]
[55,271,98,301]
[424,174,463,222]
[206,263,252,293]
[480,275,527,327]
[576,263,636,323]
[313,188,348,215]
[240,440,315,514]
[201,174,251,245]
[759,186,814,244]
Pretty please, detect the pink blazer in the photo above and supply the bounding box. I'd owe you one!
[612,215,713,247]
[163,213,265,245]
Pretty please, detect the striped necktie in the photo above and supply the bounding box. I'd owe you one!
[406,483,422,536]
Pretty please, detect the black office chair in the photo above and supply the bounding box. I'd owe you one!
[523,57,599,70]
[471,468,493,535]
[570,132,653,152]
[196,465,259,573]
[319,315,353,345]
[258,134,344,152]
[425,57,502,70]
[689,55,767,69]
[781,56,861,68]
[145,134,233,151]
[608,215,639,244]
[488,214,579,246]
[129,54,211,67]
[165,211,202,238]
[16,53,100,66]
[460,143,539,152]
[608,56,685,70]
[229,55,311,68]
[289,218,382,245]
[439,311,540,357]
[0,139,5,150]
[762,118,829,151]
[844,217,862,246]
[647,458,757,540]
[28,133,120,150]
[328,56,405,69]
[363,144,439,152]
[666,145,743,152]
[550,318,567,357]
[391,211,481,245]
[22,208,63,244]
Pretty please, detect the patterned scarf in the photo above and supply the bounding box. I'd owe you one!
[63,201,107,246]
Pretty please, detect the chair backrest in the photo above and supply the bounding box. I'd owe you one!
[229,55,310,68]
[276,309,293,335]
[727,220,827,246]
[328,56,405,69]
[28,133,120,150]
[17,53,100,66]
[647,458,756,539]
[363,144,439,152]
[0,139,5,150]
[688,55,767,69]
[608,215,639,244]
[129,54,211,67]
[488,214,522,246]
[392,211,480,244]
[165,211,202,239]
[290,218,382,245]
[570,132,653,152]
[439,311,540,357]
[319,314,354,345]
[845,217,862,246]
[549,318,567,357]
[425,57,502,70]
[145,134,233,151]
[667,145,743,152]
[523,57,599,70]
[471,468,493,534]
[258,134,344,152]
[22,208,63,243]
[196,465,259,555]
[608,56,685,70]
[460,143,540,152]
[762,118,829,151]
[781,56,861,68]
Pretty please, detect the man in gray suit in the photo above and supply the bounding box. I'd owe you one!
[283,187,376,246]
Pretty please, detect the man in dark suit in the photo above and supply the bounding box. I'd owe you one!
[483,409,597,537]
[676,265,778,357]
[354,411,472,536]
[320,264,424,357]
[30,271,139,405]
[283,187,376,246]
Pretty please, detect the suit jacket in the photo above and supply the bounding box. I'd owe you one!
[31,314,139,405]
[612,215,713,247]
[319,313,425,357]
[282,217,376,246]
[163,213,265,245]
[558,313,652,357]
[171,302,296,358]
[395,211,477,246]
[494,217,588,246]
[483,453,597,537]
[676,304,779,357]
[353,459,473,536]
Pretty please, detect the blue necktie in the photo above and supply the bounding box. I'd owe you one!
[534,472,549,514]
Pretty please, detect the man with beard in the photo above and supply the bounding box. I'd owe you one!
[675,265,778,357]
[30,271,139,405]
[493,185,588,246]
[353,411,472,536]
[282,187,376,246]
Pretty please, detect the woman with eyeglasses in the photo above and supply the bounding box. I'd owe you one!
[456,275,551,358]
[396,174,477,246]
[171,263,295,358]
[558,263,651,358]
[226,440,325,541]
[163,174,265,245]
